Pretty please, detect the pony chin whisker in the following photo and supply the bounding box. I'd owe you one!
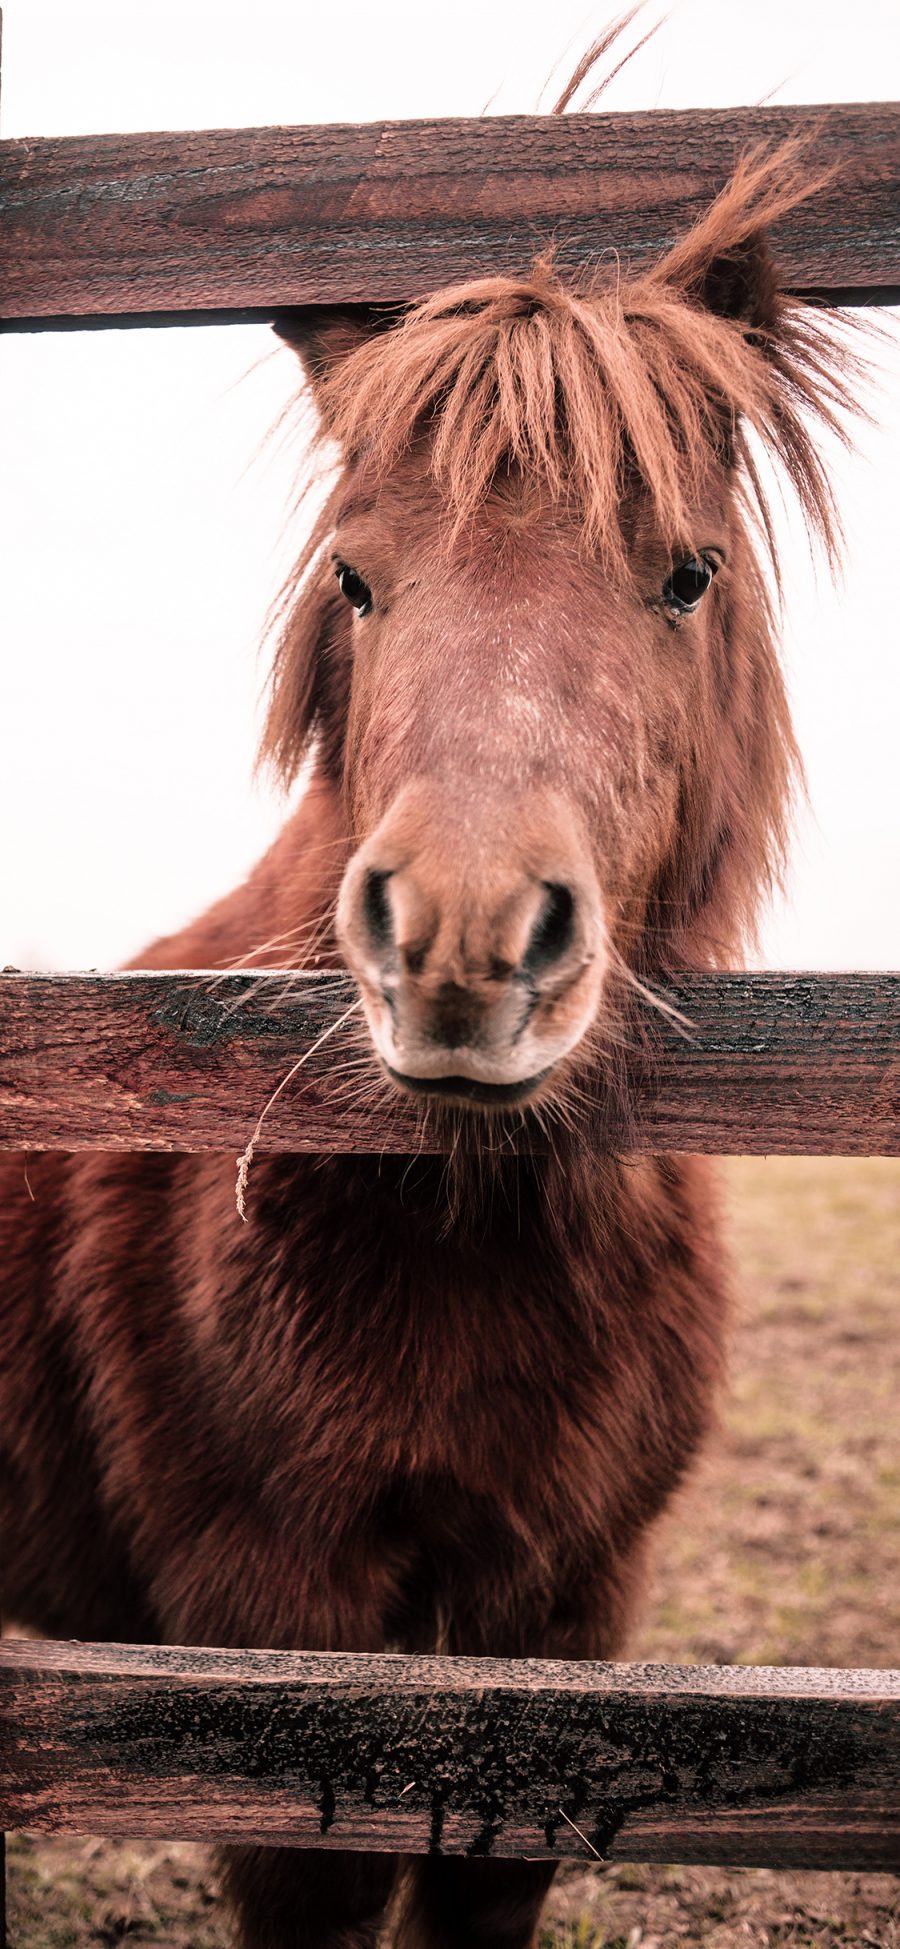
[235,996,364,1220]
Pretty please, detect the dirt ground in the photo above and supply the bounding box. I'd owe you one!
[6,1156,899,1948]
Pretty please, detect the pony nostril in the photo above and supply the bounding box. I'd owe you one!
[363,869,393,951]
[524,882,576,974]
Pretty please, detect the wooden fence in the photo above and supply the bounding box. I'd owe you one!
[1,80,899,1942]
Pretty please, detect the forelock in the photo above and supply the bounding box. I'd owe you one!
[317,145,869,579]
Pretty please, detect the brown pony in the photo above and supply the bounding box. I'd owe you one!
[0,121,862,1949]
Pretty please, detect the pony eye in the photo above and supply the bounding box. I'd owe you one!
[335,562,373,616]
[662,554,718,615]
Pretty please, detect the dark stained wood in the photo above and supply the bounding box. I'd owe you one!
[0,971,897,1156]
[1,1640,898,1870]
[1,103,898,326]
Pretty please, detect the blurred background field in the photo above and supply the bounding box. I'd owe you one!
[7,1155,899,1948]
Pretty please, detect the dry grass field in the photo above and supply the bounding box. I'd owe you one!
[7,1156,899,1949]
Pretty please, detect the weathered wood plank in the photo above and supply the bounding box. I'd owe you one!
[1,103,898,326]
[1,1641,898,1870]
[0,971,896,1155]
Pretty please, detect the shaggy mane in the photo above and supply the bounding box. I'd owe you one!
[317,143,864,576]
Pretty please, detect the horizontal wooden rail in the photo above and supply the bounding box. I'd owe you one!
[0,970,897,1154]
[1,103,898,327]
[1,1641,898,1870]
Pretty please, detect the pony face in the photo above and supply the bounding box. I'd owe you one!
[267,148,858,1110]
[327,457,739,1105]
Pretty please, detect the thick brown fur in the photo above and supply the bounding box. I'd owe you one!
[0,69,866,1949]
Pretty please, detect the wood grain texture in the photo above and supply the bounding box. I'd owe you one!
[0,971,897,1155]
[1,103,898,325]
[1,1641,898,1869]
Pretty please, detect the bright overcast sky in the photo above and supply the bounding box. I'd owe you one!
[1,0,898,971]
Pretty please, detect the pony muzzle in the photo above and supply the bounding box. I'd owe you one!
[336,792,607,1102]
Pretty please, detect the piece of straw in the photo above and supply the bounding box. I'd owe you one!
[235,997,363,1220]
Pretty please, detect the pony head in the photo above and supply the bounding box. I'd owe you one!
[266,144,859,1114]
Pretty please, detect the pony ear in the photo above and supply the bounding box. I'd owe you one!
[273,304,402,395]
[695,230,780,332]
[652,142,824,337]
